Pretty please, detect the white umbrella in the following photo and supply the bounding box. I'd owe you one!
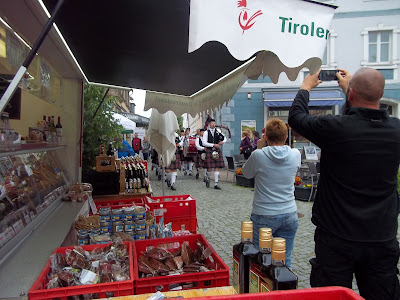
[147,109,179,168]
[112,113,136,131]
[147,109,179,195]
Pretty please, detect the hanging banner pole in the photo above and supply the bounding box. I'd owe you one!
[0,0,65,113]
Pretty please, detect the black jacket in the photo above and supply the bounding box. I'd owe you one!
[289,89,400,242]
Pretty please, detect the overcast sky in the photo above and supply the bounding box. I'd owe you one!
[130,89,151,118]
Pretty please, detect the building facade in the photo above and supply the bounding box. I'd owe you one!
[221,0,400,158]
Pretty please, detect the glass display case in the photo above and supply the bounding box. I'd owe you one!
[0,149,68,249]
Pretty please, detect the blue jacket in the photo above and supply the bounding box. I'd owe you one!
[118,139,135,158]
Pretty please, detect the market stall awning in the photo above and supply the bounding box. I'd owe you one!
[264,90,344,107]
[0,0,335,97]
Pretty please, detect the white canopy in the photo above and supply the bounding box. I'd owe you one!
[112,113,136,131]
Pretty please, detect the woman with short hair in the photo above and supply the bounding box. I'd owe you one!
[242,118,301,268]
[239,130,252,159]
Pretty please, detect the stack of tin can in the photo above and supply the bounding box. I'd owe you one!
[98,206,147,240]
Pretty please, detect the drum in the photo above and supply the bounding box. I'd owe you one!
[183,137,197,157]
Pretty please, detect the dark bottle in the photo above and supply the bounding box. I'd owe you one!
[107,142,113,156]
[43,115,48,141]
[233,221,259,294]
[56,116,62,137]
[249,228,272,293]
[264,238,298,291]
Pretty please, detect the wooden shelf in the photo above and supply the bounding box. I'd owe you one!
[0,145,66,157]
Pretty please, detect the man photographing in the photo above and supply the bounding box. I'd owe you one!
[288,68,400,300]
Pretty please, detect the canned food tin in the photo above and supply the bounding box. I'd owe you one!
[134,206,146,220]
[77,230,89,245]
[123,206,135,220]
[100,221,111,233]
[135,229,147,240]
[135,219,146,231]
[113,220,124,233]
[112,208,123,222]
[124,220,135,232]
[99,207,111,222]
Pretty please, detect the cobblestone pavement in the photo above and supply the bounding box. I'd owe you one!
[148,165,400,293]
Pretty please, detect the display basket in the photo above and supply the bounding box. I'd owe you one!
[29,242,134,300]
[134,234,229,295]
[182,287,364,299]
[144,195,197,233]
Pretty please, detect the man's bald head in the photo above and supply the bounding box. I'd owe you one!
[349,68,385,103]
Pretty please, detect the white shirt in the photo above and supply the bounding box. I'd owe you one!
[202,127,226,148]
[195,136,205,151]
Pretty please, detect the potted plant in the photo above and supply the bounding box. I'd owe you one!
[235,167,254,188]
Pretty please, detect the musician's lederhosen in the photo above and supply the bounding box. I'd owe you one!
[196,136,205,169]
[204,129,225,169]
[166,137,181,170]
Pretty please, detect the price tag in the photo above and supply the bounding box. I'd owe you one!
[153,208,166,217]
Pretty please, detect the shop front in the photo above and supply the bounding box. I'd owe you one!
[263,88,343,150]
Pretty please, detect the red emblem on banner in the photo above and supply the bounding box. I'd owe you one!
[237,0,263,34]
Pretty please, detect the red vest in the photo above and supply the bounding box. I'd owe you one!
[132,138,141,151]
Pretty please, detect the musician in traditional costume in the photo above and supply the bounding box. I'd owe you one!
[165,133,183,191]
[178,129,185,162]
[182,128,195,175]
[195,129,207,180]
[202,118,226,190]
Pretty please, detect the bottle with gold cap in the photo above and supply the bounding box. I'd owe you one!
[233,221,259,294]
[263,237,298,291]
[249,228,272,293]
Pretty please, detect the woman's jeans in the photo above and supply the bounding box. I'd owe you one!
[251,211,299,268]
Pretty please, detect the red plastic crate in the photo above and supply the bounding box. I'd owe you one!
[134,234,229,295]
[184,287,364,299]
[29,242,134,300]
[144,195,197,233]
[94,197,145,207]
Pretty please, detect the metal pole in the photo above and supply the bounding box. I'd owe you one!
[91,88,110,120]
[0,0,65,113]
[161,156,165,196]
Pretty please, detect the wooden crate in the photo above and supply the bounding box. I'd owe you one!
[96,144,116,172]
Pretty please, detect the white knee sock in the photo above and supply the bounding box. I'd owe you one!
[171,172,177,185]
[203,169,207,177]
[166,172,171,180]
[214,171,219,185]
[188,161,193,171]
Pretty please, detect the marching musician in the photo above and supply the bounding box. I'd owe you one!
[183,128,195,176]
[165,132,183,191]
[178,129,185,162]
[202,118,226,190]
[195,129,207,181]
